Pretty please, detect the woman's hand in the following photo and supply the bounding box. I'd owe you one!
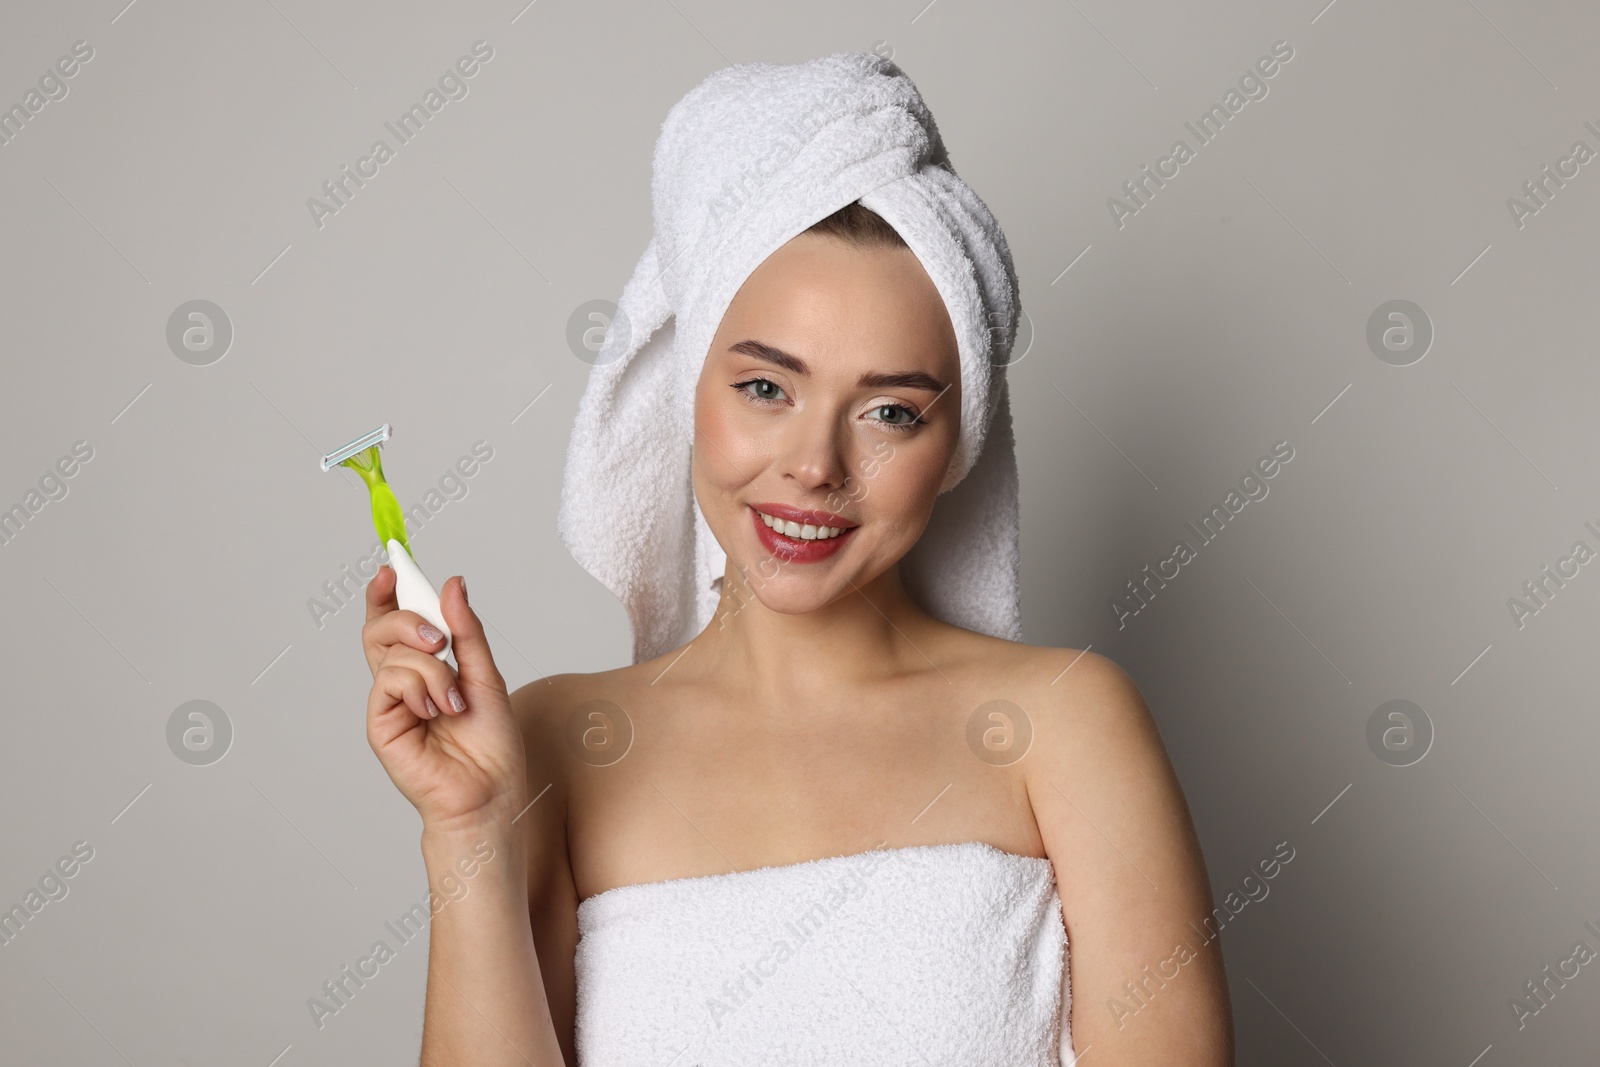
[361,565,527,834]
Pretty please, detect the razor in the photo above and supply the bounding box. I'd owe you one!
[321,423,453,663]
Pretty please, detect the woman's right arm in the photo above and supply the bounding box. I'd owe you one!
[419,811,560,1065]
[361,565,570,1066]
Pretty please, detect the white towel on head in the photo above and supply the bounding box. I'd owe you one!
[558,50,1025,665]
[573,841,1075,1065]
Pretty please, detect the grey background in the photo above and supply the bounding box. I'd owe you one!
[1,0,1595,1063]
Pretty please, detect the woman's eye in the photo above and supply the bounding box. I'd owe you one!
[868,403,926,432]
[731,380,925,433]
[732,378,788,403]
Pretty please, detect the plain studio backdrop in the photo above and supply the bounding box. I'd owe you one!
[1,0,1597,1063]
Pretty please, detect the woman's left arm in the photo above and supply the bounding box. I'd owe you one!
[1024,651,1235,1066]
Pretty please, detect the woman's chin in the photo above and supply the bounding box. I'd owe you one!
[716,571,844,619]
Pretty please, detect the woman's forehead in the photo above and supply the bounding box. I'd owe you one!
[713,235,960,373]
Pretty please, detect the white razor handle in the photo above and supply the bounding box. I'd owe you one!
[387,538,453,663]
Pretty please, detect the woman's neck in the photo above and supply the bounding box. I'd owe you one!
[685,560,946,701]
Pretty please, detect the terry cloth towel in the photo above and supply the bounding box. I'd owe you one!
[573,840,1076,1065]
[557,51,1025,665]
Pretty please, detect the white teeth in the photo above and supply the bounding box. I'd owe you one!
[759,511,847,541]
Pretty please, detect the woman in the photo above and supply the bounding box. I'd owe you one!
[360,52,1232,1066]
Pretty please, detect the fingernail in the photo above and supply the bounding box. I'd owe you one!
[448,687,467,714]
[459,576,468,605]
[425,695,440,718]
[418,622,444,644]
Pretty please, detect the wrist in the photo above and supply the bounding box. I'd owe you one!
[421,811,522,847]
[421,817,526,885]
[422,808,524,861]
[420,793,529,841]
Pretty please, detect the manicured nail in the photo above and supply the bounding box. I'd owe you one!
[424,695,440,718]
[448,687,466,713]
[418,622,444,644]
[459,576,468,605]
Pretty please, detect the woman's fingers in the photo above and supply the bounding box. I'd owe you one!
[371,662,439,730]
[364,605,449,656]
[362,595,450,678]
[364,561,398,622]
[380,643,468,718]
[437,576,505,698]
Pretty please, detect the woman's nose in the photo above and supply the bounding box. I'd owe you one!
[778,409,849,492]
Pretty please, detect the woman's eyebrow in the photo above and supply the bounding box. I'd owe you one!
[728,339,949,393]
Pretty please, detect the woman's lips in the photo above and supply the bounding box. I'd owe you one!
[750,505,855,563]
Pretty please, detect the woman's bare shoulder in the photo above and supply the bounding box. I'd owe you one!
[507,654,679,761]
[930,625,1113,690]
[939,632,1151,751]
[506,668,641,899]
[1001,643,1176,815]
[509,666,632,740]
[510,668,611,709]
[995,641,1153,738]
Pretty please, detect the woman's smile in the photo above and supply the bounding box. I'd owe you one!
[749,503,858,562]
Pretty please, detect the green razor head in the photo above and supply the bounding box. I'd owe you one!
[321,423,412,560]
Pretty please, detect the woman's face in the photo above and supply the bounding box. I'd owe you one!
[692,229,963,616]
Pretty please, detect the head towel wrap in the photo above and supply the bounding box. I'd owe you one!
[558,50,1024,665]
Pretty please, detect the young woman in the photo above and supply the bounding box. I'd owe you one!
[359,54,1233,1067]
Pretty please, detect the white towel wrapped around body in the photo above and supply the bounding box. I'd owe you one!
[574,841,1075,1065]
